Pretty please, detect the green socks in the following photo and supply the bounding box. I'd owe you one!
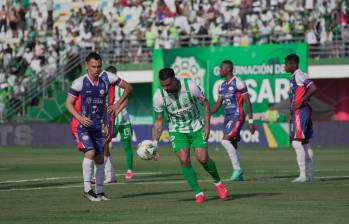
[181,165,202,194]
[122,140,133,170]
[203,159,221,184]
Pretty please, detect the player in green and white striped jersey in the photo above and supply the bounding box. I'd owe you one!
[106,66,134,181]
[152,68,229,203]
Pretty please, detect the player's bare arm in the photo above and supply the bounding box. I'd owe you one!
[152,113,163,160]
[210,96,223,115]
[65,94,92,127]
[112,98,128,116]
[199,96,211,140]
[152,113,163,142]
[242,93,256,134]
[103,96,109,141]
[109,80,133,113]
[294,83,317,109]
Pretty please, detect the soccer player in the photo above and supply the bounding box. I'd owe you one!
[66,52,132,201]
[285,54,317,182]
[152,68,228,203]
[211,60,256,181]
[106,65,134,181]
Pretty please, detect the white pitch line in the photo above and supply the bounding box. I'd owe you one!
[1,175,349,192]
[0,172,163,184]
[0,179,221,192]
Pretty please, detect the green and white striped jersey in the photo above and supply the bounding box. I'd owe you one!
[114,87,130,125]
[153,78,205,133]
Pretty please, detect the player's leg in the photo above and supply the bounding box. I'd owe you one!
[170,131,203,202]
[290,109,308,182]
[75,130,101,201]
[120,124,133,180]
[92,131,110,200]
[303,110,314,181]
[221,120,244,181]
[104,120,117,183]
[192,129,228,200]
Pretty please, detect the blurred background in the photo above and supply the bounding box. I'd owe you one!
[0,0,348,148]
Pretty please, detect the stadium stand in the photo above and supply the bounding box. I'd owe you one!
[0,0,349,123]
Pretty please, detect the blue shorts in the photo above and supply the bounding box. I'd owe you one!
[223,119,244,141]
[73,129,105,154]
[290,107,313,141]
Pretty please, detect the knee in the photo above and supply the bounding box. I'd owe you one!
[179,158,190,166]
[198,157,208,165]
[95,154,104,164]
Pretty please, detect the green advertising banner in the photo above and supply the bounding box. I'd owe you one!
[152,43,307,148]
[152,43,307,121]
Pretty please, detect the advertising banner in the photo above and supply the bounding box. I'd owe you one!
[152,43,308,121]
[1,122,348,148]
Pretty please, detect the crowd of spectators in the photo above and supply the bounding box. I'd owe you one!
[0,0,348,121]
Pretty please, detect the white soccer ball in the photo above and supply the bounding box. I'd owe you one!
[137,140,157,160]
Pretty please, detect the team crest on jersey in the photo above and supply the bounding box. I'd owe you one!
[171,57,205,91]
[229,86,234,91]
[82,135,89,140]
[100,89,105,95]
[182,96,190,107]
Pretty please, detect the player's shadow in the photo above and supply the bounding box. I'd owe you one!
[133,173,183,182]
[318,176,349,182]
[178,192,280,202]
[269,175,298,179]
[120,189,192,198]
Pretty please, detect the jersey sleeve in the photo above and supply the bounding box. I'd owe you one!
[236,77,248,95]
[295,71,313,88]
[218,82,224,97]
[106,71,123,86]
[68,77,83,97]
[188,79,205,99]
[153,89,164,113]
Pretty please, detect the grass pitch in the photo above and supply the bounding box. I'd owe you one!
[0,145,348,224]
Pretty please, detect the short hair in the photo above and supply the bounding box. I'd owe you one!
[285,54,299,65]
[106,65,117,73]
[159,68,175,80]
[268,103,274,108]
[221,60,234,69]
[85,52,102,63]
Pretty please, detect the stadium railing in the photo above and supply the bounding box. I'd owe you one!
[4,53,82,121]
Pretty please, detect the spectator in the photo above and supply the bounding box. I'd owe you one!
[0,5,7,33]
[264,103,280,123]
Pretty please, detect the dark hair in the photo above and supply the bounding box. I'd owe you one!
[85,52,102,62]
[268,103,274,107]
[106,65,117,73]
[159,68,175,80]
[285,54,299,65]
[221,60,234,69]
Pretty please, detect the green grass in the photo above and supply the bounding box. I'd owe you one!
[0,146,349,224]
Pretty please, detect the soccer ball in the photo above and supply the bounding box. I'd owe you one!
[137,140,157,160]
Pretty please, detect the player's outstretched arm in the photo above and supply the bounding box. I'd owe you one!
[66,94,92,127]
[210,96,223,115]
[242,94,256,134]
